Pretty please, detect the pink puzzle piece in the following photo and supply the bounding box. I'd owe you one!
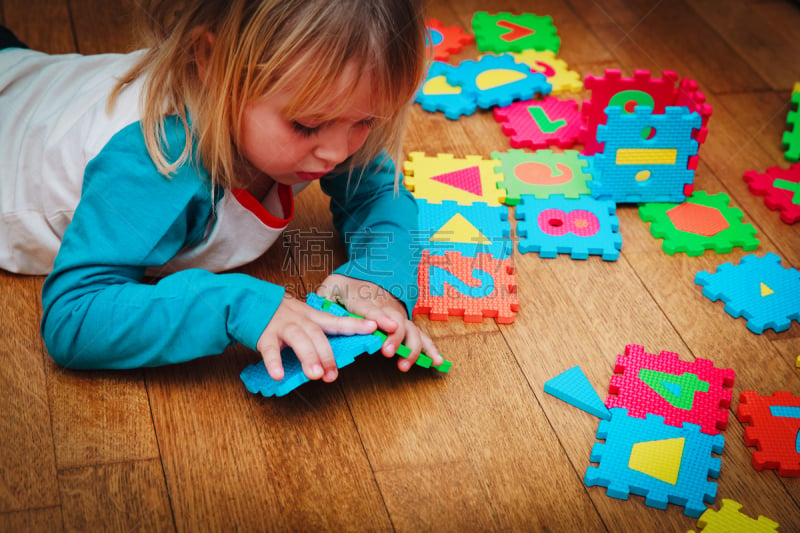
[493,96,581,150]
[743,164,800,224]
[606,344,735,435]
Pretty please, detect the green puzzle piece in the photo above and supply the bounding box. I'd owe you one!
[492,149,591,205]
[784,91,800,163]
[638,368,710,410]
[472,12,561,54]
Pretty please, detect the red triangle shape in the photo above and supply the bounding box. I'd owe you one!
[497,20,535,42]
[430,166,483,196]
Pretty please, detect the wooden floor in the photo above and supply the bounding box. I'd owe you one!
[2,0,800,531]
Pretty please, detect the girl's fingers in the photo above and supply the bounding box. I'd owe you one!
[397,326,421,372]
[259,342,285,381]
[307,327,339,382]
[283,327,325,380]
[314,311,377,336]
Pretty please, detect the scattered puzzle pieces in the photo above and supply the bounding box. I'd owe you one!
[508,50,583,95]
[472,12,560,54]
[415,61,478,120]
[587,106,701,203]
[493,149,591,204]
[446,54,551,109]
[544,366,611,419]
[784,88,800,162]
[744,163,800,224]
[416,199,512,258]
[689,499,779,533]
[584,407,724,518]
[414,250,519,323]
[695,253,800,334]
[426,19,474,61]
[638,191,759,255]
[493,97,582,150]
[738,390,800,477]
[606,344,735,435]
[516,194,621,260]
[404,152,506,206]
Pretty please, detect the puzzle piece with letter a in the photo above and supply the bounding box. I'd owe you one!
[689,499,779,533]
[744,163,800,224]
[472,12,560,54]
[584,407,724,518]
[695,253,800,334]
[414,250,519,324]
[606,344,735,435]
[404,152,505,206]
[737,390,800,477]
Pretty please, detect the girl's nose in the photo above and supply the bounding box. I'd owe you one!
[313,125,351,167]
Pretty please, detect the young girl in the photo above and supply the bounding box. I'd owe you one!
[0,0,444,383]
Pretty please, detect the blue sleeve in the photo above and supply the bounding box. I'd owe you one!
[41,120,285,369]
[319,154,421,317]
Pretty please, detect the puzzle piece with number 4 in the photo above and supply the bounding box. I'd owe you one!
[737,390,800,477]
[414,250,519,323]
[695,253,800,334]
[606,344,735,435]
[743,163,800,224]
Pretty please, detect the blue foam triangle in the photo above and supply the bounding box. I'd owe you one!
[544,366,611,420]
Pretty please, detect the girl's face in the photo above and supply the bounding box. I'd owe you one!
[238,64,377,187]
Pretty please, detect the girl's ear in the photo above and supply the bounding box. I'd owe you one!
[193,30,215,84]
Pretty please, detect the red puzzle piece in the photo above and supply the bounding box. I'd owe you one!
[605,344,735,435]
[415,251,519,323]
[426,19,474,62]
[493,96,582,150]
[738,390,800,477]
[743,164,800,224]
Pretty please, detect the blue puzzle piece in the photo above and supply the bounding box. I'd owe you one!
[695,253,800,334]
[585,408,724,518]
[417,199,512,259]
[415,61,478,120]
[516,194,622,260]
[240,294,384,397]
[587,106,701,203]
[544,366,611,420]
[445,54,551,109]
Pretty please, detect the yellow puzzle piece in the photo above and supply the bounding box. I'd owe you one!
[404,152,506,206]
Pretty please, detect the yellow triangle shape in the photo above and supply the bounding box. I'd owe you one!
[760,282,774,297]
[628,437,685,485]
[431,213,491,244]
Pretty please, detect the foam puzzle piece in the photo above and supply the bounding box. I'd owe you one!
[584,407,724,518]
[414,250,519,324]
[416,199,512,259]
[515,194,622,260]
[415,61,478,120]
[587,106,701,203]
[508,50,583,95]
[581,69,681,155]
[674,77,713,173]
[744,163,800,224]
[784,90,800,162]
[606,344,735,435]
[472,12,560,54]
[544,366,611,420]
[493,149,591,204]
[404,152,506,206]
[445,54,552,109]
[689,499,780,533]
[695,253,800,334]
[493,97,582,150]
[737,390,800,477]
[426,19,474,61]
[638,191,760,255]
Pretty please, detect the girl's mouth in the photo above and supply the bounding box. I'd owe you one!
[296,171,329,181]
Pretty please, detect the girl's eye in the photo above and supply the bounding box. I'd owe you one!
[358,117,377,129]
[291,121,319,138]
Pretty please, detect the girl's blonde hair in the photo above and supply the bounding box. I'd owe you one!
[111,0,428,189]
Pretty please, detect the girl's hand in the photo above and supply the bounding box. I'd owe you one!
[316,274,443,372]
[257,295,377,382]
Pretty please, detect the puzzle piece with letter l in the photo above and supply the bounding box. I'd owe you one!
[415,61,478,120]
[638,191,759,256]
[737,390,800,477]
[508,49,583,95]
[695,253,800,334]
[426,19,474,61]
[472,12,560,54]
[493,149,591,204]
[587,106,701,203]
[416,199,512,259]
[606,344,735,435]
[689,499,779,533]
[404,152,505,206]
[744,163,800,224]
[445,54,552,109]
[584,407,724,518]
[414,250,519,324]
[493,97,582,150]
[784,89,800,162]
[516,194,621,260]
